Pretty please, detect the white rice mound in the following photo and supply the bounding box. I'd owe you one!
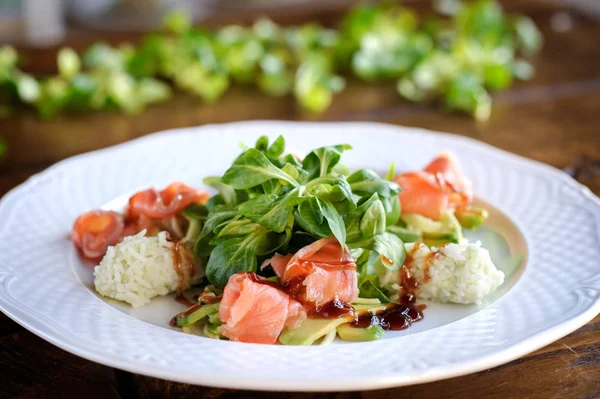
[94,230,185,307]
[400,241,505,305]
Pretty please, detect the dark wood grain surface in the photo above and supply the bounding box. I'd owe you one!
[1,1,599,398]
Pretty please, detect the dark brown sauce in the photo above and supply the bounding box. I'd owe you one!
[401,242,422,299]
[380,255,393,267]
[400,267,419,298]
[218,263,426,332]
[175,293,195,307]
[196,288,221,304]
[284,276,306,301]
[244,273,358,321]
[220,267,426,333]
[399,293,416,304]
[200,295,220,304]
[169,303,203,326]
[309,299,355,319]
[169,238,196,294]
[405,241,421,265]
[422,251,437,284]
[245,259,425,332]
[171,239,185,292]
[332,242,426,331]
[352,301,423,330]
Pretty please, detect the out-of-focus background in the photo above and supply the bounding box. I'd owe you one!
[1,0,599,43]
[0,0,598,194]
[0,0,598,182]
[6,0,374,43]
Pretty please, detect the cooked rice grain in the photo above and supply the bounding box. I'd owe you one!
[400,242,505,305]
[94,231,192,307]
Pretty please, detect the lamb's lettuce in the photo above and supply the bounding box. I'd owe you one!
[206,230,266,287]
[197,135,407,288]
[238,189,299,233]
[358,275,390,303]
[222,148,299,189]
[302,144,352,179]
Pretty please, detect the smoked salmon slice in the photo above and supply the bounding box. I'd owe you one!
[72,210,125,259]
[424,151,473,203]
[395,152,473,220]
[264,238,359,307]
[219,272,306,344]
[260,253,293,278]
[73,182,209,260]
[128,182,210,219]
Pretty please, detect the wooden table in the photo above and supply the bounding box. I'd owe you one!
[1,1,599,398]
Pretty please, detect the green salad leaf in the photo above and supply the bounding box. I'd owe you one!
[206,231,265,287]
[344,193,379,243]
[194,208,238,256]
[266,135,286,159]
[203,176,238,206]
[359,198,386,238]
[319,198,346,248]
[294,198,331,238]
[222,148,299,189]
[370,232,407,270]
[348,169,402,198]
[302,144,352,179]
[358,275,390,303]
[238,189,299,233]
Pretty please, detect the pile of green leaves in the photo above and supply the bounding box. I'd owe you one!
[396,0,542,120]
[185,136,406,301]
[0,44,171,118]
[0,0,541,120]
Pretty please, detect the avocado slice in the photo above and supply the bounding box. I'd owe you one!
[172,303,220,327]
[279,317,351,345]
[279,302,395,345]
[401,213,445,234]
[352,303,389,315]
[337,324,385,341]
[204,322,225,339]
[401,212,463,245]
[207,309,221,325]
[386,225,421,243]
[455,206,489,230]
[423,236,459,247]
[439,211,463,241]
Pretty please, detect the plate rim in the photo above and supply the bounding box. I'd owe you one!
[0,120,599,391]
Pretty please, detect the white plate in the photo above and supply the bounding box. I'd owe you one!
[0,121,599,391]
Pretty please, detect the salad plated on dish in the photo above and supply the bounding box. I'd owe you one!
[72,136,504,345]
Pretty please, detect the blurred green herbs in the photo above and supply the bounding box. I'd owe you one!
[0,0,541,120]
